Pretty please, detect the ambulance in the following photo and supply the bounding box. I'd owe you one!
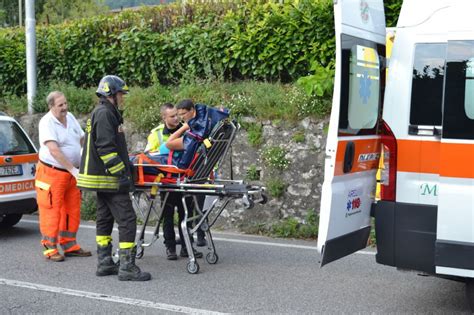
[0,113,38,228]
[317,0,474,310]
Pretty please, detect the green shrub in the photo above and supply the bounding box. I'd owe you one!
[266,178,286,198]
[292,131,305,143]
[271,217,299,237]
[1,80,330,124]
[246,123,263,147]
[385,0,403,27]
[262,146,289,171]
[0,95,28,115]
[242,210,319,239]
[271,210,318,239]
[0,0,335,96]
[125,81,327,129]
[246,164,261,181]
[123,83,173,132]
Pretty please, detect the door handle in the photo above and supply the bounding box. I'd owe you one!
[343,141,355,173]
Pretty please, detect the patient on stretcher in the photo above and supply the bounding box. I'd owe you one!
[131,100,229,176]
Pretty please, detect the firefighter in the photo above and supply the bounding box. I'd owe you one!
[77,75,151,281]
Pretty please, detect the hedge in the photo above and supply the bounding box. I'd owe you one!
[0,0,334,96]
[0,0,402,97]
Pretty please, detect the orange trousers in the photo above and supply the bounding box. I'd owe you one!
[35,162,82,257]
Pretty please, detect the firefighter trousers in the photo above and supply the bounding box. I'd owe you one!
[35,162,82,257]
[96,192,137,243]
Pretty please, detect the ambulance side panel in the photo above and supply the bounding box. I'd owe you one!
[375,0,474,277]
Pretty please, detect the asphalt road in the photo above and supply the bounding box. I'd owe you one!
[0,215,471,314]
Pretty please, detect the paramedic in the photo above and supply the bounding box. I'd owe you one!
[144,103,199,260]
[35,91,92,262]
[166,99,208,256]
[77,75,151,281]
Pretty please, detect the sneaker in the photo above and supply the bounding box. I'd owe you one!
[166,247,178,260]
[196,238,207,247]
[46,253,65,262]
[64,248,92,257]
[180,247,203,259]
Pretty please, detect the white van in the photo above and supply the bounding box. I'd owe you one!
[317,0,474,310]
[0,113,38,228]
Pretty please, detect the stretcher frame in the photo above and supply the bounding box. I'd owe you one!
[131,120,266,274]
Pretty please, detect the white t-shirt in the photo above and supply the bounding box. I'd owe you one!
[38,111,85,168]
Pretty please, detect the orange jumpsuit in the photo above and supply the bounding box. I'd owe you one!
[35,161,81,257]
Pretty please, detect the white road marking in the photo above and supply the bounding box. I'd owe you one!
[20,219,376,255]
[0,278,225,314]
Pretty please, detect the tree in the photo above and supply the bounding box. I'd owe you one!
[0,0,171,27]
[0,0,20,27]
[38,0,108,25]
[104,0,174,10]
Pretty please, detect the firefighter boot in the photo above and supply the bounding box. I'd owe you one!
[96,244,119,277]
[118,247,151,281]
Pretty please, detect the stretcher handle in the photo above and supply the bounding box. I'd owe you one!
[150,174,164,198]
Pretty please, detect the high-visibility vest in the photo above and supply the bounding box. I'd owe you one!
[145,124,171,153]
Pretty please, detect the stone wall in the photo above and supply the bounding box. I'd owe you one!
[18,113,328,231]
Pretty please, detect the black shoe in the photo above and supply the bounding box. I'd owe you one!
[118,247,151,281]
[166,247,177,260]
[180,247,203,259]
[196,238,207,247]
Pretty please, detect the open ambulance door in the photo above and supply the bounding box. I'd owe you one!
[317,0,386,267]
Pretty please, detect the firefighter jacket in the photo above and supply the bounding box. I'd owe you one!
[77,98,132,192]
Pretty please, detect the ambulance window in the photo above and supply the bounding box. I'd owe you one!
[338,34,385,135]
[0,121,35,155]
[443,40,474,140]
[410,43,446,126]
[465,58,474,119]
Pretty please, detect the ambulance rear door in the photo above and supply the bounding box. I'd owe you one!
[436,22,474,278]
[317,0,386,266]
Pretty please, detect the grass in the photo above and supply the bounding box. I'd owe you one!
[292,130,305,143]
[245,164,261,181]
[1,80,331,132]
[262,146,289,171]
[243,122,263,147]
[265,178,287,198]
[243,211,319,239]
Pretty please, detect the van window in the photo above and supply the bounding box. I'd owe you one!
[465,58,474,119]
[339,34,385,135]
[442,40,474,140]
[0,121,36,155]
[410,43,446,126]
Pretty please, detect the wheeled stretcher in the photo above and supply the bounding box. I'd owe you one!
[131,119,267,274]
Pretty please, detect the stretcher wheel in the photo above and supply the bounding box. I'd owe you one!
[244,198,254,209]
[187,261,200,274]
[206,252,219,264]
[135,246,144,259]
[260,194,268,205]
[200,221,209,232]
